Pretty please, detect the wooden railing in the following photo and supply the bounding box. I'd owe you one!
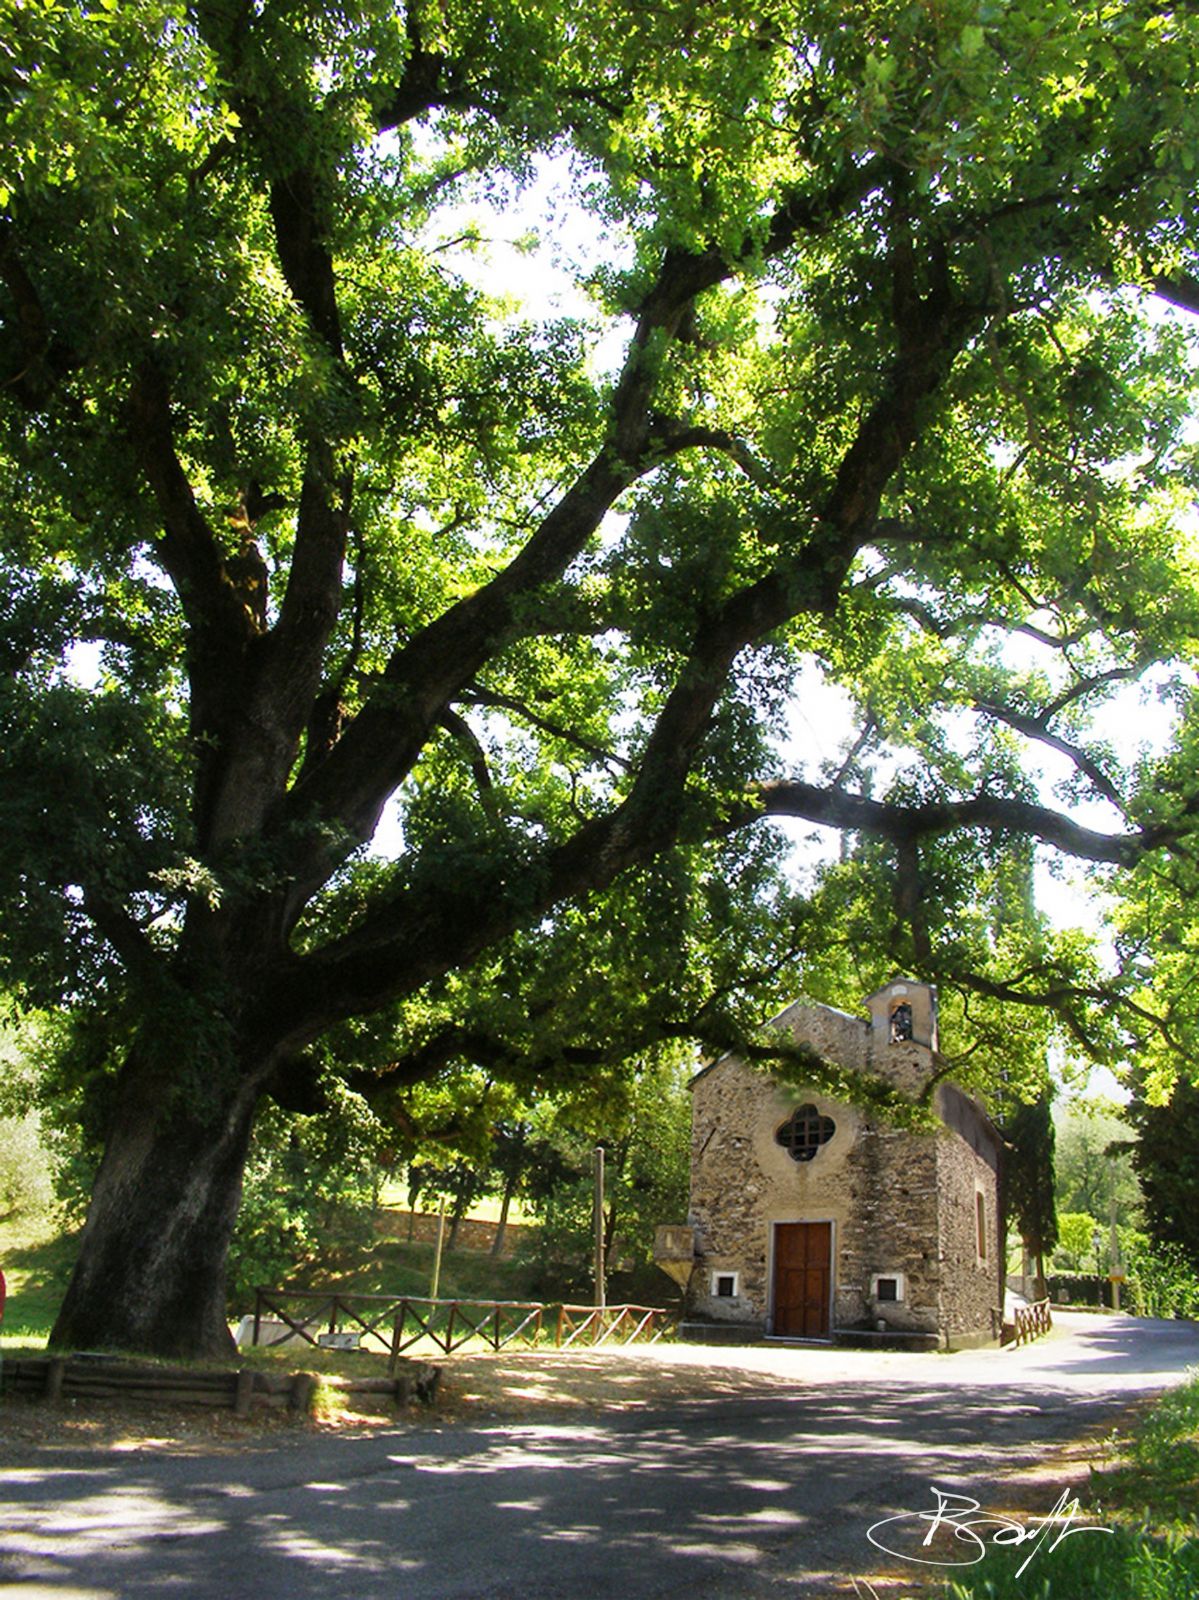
[250,1288,670,1370]
[388,1298,546,1361]
[1009,1297,1052,1347]
[555,1303,667,1350]
[251,1288,402,1353]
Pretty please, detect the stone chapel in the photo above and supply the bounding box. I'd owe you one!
[656,979,1003,1350]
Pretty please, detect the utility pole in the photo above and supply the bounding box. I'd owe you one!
[593,1145,606,1312]
[1109,1198,1124,1313]
[429,1196,448,1300]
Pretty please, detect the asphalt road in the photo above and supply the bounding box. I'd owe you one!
[2,1312,1196,1600]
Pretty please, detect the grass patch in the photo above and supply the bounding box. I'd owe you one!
[294,1234,549,1305]
[0,1206,548,1353]
[1092,1374,1199,1525]
[0,1209,80,1348]
[933,1522,1198,1600]
[375,1183,535,1227]
[931,1371,1199,1600]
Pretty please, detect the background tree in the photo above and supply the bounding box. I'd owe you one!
[224,1094,393,1307]
[1055,1211,1103,1273]
[1126,1074,1199,1274]
[1001,1092,1058,1296]
[0,1012,61,1220]
[1054,1098,1142,1234]
[516,1047,693,1296]
[487,1120,535,1259]
[1,1,1198,1355]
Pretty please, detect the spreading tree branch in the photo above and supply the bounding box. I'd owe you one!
[751,778,1144,864]
[974,699,1129,814]
[459,688,633,773]
[258,241,986,1039]
[1151,271,1199,316]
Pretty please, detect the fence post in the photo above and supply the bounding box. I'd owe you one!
[234,1368,255,1417]
[388,1305,404,1376]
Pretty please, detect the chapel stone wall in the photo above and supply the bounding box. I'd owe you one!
[934,1087,1003,1347]
[683,987,1002,1346]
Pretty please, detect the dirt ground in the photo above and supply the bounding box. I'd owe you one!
[0,1344,786,1455]
[0,1336,1152,1600]
[0,1325,1156,1467]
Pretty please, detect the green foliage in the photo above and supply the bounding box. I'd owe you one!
[0,1014,56,1218]
[1056,1211,1103,1271]
[941,1372,1199,1600]
[939,1523,1199,1600]
[1126,1074,1199,1274]
[515,1047,692,1294]
[1054,1100,1142,1234]
[1122,1236,1199,1321]
[1102,1372,1199,1524]
[0,1114,54,1220]
[3,0,1199,1350]
[225,1095,394,1311]
[1003,1093,1058,1262]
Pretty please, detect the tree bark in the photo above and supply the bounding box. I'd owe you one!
[491,1173,517,1258]
[49,1040,265,1359]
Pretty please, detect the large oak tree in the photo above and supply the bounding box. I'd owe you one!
[2,0,1198,1355]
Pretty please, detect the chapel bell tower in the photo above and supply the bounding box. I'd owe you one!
[865,978,939,1052]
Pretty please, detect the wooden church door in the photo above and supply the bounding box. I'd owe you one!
[773,1221,832,1338]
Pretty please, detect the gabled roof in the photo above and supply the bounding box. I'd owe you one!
[862,976,934,1005]
[688,998,864,1089]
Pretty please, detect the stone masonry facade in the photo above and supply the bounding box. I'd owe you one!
[683,981,1002,1349]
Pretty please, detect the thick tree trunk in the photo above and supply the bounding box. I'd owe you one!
[50,1043,264,1359]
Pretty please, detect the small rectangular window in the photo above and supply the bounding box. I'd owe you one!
[876,1277,899,1302]
[976,1191,988,1262]
[712,1272,738,1298]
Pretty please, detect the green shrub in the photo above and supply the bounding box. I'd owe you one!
[1123,1238,1199,1320]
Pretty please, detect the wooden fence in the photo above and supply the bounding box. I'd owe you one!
[250,1287,670,1368]
[0,1354,438,1412]
[388,1298,546,1360]
[1008,1297,1052,1347]
[250,1287,406,1353]
[555,1304,666,1350]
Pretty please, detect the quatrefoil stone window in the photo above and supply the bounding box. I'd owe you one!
[775,1104,836,1162]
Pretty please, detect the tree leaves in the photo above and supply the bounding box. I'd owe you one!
[3,0,1199,1115]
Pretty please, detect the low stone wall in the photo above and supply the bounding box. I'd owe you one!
[375,1208,533,1258]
